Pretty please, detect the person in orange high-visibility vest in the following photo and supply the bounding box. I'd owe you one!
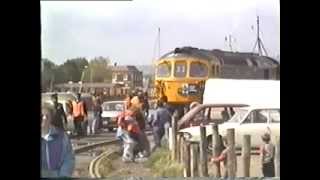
[71,93,87,137]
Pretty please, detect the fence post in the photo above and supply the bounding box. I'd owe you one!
[211,123,221,177]
[275,136,280,177]
[242,134,251,177]
[168,127,172,150]
[171,113,178,161]
[179,134,184,163]
[190,142,199,177]
[199,124,208,177]
[165,123,169,141]
[227,128,236,178]
[183,140,191,177]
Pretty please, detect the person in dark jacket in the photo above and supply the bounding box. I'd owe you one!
[150,100,172,152]
[41,104,75,178]
[91,98,102,135]
[51,93,67,130]
[142,91,150,119]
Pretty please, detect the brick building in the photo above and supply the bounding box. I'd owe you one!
[111,65,143,89]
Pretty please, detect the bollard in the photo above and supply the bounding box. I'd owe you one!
[227,128,236,178]
[190,142,199,177]
[183,140,191,177]
[171,113,178,161]
[211,123,221,177]
[275,136,280,177]
[199,125,208,177]
[242,134,251,177]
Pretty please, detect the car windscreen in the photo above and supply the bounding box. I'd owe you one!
[102,103,124,111]
[228,109,248,123]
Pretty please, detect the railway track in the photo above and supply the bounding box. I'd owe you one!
[71,130,153,178]
[71,130,120,178]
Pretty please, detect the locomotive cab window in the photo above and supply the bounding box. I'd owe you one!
[156,62,171,77]
[190,62,208,77]
[174,62,186,77]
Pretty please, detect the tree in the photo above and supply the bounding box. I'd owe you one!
[84,56,112,83]
[41,58,56,91]
[60,57,89,82]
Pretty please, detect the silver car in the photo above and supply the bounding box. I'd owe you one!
[101,101,125,131]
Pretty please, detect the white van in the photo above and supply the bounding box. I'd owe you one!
[179,79,280,149]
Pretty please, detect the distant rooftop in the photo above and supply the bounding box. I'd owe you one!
[111,65,141,72]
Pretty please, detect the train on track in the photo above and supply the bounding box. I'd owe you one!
[154,47,280,117]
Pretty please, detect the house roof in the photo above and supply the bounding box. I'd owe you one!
[111,65,141,72]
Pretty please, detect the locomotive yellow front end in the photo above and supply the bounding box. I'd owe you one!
[154,57,210,106]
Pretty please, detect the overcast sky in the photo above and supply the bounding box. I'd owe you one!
[41,0,280,65]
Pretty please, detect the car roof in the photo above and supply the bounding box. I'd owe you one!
[177,103,248,129]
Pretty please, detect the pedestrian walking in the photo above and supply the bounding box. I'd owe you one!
[71,93,88,137]
[90,98,102,135]
[41,104,75,178]
[260,133,275,177]
[51,93,67,130]
[150,100,171,152]
[65,99,74,133]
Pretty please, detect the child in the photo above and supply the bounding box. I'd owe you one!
[210,136,229,178]
[117,100,141,162]
[260,133,275,177]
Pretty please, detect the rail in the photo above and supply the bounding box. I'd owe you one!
[74,139,120,154]
[89,150,118,178]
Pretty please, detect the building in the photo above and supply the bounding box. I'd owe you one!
[54,82,129,97]
[111,65,143,88]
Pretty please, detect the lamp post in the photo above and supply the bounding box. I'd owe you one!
[79,65,88,93]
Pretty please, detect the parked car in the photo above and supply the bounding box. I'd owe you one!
[179,104,280,151]
[101,101,125,131]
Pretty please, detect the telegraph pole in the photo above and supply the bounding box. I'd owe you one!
[252,16,268,56]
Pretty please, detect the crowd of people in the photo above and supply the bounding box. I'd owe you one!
[115,91,172,162]
[41,91,276,178]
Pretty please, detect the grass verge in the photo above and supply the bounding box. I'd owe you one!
[144,147,183,177]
